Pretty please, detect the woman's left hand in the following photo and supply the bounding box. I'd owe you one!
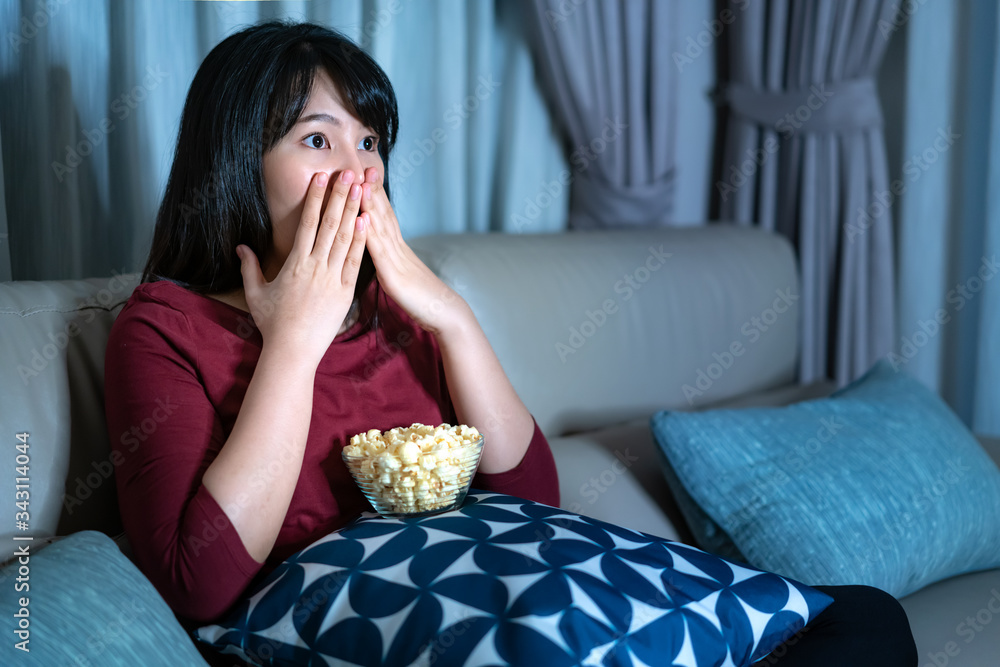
[359,168,468,335]
[360,170,537,474]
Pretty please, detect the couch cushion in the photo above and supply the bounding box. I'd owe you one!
[548,380,839,544]
[549,423,684,542]
[899,566,1000,665]
[410,226,800,437]
[650,360,1000,598]
[0,273,141,545]
[0,530,209,665]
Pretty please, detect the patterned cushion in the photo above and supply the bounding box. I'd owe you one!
[196,491,833,666]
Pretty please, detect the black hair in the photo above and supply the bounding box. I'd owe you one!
[141,19,399,340]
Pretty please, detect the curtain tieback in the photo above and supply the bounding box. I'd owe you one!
[722,77,883,133]
[570,169,675,228]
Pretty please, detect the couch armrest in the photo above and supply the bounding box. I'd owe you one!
[0,273,141,547]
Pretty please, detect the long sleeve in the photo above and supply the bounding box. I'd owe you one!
[471,416,560,507]
[104,291,263,623]
[411,300,560,508]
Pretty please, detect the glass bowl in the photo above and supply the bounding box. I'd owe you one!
[343,433,484,518]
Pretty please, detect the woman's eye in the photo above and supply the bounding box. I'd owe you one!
[359,135,378,152]
[305,133,328,150]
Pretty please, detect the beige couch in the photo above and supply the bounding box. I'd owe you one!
[2,225,998,664]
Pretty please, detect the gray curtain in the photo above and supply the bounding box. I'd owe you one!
[717,0,897,386]
[523,0,677,228]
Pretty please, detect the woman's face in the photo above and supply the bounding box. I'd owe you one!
[260,68,383,280]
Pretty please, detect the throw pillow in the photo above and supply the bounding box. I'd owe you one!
[0,530,211,666]
[650,359,1000,598]
[196,491,833,666]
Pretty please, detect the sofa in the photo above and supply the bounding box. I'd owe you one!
[1,225,998,665]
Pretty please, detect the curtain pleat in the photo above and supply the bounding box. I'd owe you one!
[522,0,676,229]
[717,0,896,386]
[0,0,567,281]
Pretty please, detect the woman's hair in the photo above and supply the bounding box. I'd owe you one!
[142,20,399,339]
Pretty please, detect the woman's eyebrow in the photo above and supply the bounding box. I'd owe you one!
[298,113,343,126]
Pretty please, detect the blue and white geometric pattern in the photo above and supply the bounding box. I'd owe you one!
[196,491,833,666]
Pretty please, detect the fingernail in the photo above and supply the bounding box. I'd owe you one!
[350,184,361,200]
[342,170,353,183]
[316,173,328,187]
[356,217,365,232]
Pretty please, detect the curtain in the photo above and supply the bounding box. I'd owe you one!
[0,0,568,282]
[521,0,677,229]
[897,0,1000,437]
[0,119,9,282]
[715,0,897,387]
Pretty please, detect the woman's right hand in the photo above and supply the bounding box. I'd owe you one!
[235,170,367,365]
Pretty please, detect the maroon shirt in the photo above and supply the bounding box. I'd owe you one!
[104,278,559,624]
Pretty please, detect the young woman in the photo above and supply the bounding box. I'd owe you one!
[104,20,558,627]
[103,19,915,665]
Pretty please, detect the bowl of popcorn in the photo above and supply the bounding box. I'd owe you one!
[342,422,484,517]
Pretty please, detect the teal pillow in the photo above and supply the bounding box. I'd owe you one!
[650,359,1000,598]
[0,531,210,666]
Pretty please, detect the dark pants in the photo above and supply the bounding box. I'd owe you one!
[762,585,918,666]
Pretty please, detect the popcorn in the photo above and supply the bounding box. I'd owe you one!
[342,422,483,514]
[398,442,421,465]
